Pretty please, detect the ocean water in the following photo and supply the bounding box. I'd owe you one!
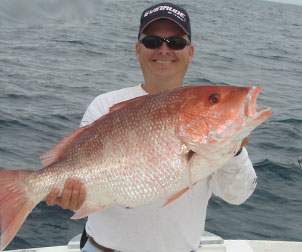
[0,0,301,250]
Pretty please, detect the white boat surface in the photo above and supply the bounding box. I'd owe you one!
[6,232,302,252]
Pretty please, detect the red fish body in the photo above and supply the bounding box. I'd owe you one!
[0,85,272,250]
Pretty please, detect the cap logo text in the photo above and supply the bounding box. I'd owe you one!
[144,5,186,21]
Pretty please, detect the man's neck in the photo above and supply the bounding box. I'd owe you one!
[141,79,183,94]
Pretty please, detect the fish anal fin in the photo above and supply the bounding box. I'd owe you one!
[163,187,189,207]
[109,95,148,113]
[71,204,106,220]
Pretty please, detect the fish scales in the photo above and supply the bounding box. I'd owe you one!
[25,90,187,207]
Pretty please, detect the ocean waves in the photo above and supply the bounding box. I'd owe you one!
[207,159,302,241]
[1,0,302,249]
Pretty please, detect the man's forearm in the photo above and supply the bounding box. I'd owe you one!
[210,147,257,205]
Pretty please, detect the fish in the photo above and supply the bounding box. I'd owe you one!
[0,85,272,250]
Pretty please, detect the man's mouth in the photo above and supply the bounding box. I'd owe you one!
[153,59,174,64]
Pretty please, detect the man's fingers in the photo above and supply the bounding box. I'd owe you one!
[76,182,87,210]
[45,188,61,206]
[60,179,74,209]
[69,181,81,210]
[45,178,86,211]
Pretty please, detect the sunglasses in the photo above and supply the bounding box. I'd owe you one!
[139,35,190,50]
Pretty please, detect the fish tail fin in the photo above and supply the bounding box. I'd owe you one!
[0,169,36,250]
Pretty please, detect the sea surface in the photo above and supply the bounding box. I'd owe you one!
[0,0,302,250]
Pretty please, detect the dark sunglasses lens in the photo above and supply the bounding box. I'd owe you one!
[141,36,162,49]
[141,36,189,50]
[167,37,188,50]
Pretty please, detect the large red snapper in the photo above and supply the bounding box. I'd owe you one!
[0,85,272,250]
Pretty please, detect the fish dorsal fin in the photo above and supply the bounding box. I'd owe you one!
[40,95,149,168]
[41,95,149,168]
[40,125,90,167]
[109,95,148,113]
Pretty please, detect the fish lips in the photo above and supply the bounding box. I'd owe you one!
[245,86,272,124]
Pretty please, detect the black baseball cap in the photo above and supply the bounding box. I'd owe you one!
[138,2,191,41]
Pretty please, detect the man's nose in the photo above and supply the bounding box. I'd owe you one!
[157,41,172,54]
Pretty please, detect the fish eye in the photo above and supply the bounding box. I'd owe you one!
[209,93,220,104]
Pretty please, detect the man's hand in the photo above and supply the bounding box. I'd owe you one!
[45,178,86,211]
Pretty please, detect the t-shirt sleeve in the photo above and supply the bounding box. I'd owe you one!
[80,96,109,127]
[79,85,146,127]
[209,147,257,205]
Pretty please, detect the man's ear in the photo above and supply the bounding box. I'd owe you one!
[135,42,141,63]
[188,44,195,63]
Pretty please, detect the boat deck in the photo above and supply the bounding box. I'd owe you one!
[6,232,302,252]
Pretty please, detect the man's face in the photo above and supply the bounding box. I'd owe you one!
[136,19,194,83]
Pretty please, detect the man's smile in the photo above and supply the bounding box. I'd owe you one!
[152,59,175,64]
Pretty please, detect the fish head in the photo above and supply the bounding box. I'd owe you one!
[179,85,272,145]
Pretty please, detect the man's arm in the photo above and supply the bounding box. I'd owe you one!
[209,147,257,205]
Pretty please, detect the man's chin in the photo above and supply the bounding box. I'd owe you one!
[151,63,176,73]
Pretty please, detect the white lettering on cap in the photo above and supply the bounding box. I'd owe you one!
[143,5,186,21]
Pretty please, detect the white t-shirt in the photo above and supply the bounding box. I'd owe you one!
[81,85,257,252]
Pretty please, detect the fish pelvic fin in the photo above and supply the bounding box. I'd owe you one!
[71,204,106,220]
[163,187,190,207]
[0,169,36,251]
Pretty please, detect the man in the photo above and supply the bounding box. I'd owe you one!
[46,3,257,252]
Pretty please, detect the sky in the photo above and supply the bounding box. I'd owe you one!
[265,0,302,5]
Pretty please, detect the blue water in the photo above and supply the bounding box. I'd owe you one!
[1,0,302,249]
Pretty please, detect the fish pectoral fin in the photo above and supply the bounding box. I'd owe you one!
[71,203,106,219]
[163,187,190,207]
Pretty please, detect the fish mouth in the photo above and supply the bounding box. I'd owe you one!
[245,86,272,123]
